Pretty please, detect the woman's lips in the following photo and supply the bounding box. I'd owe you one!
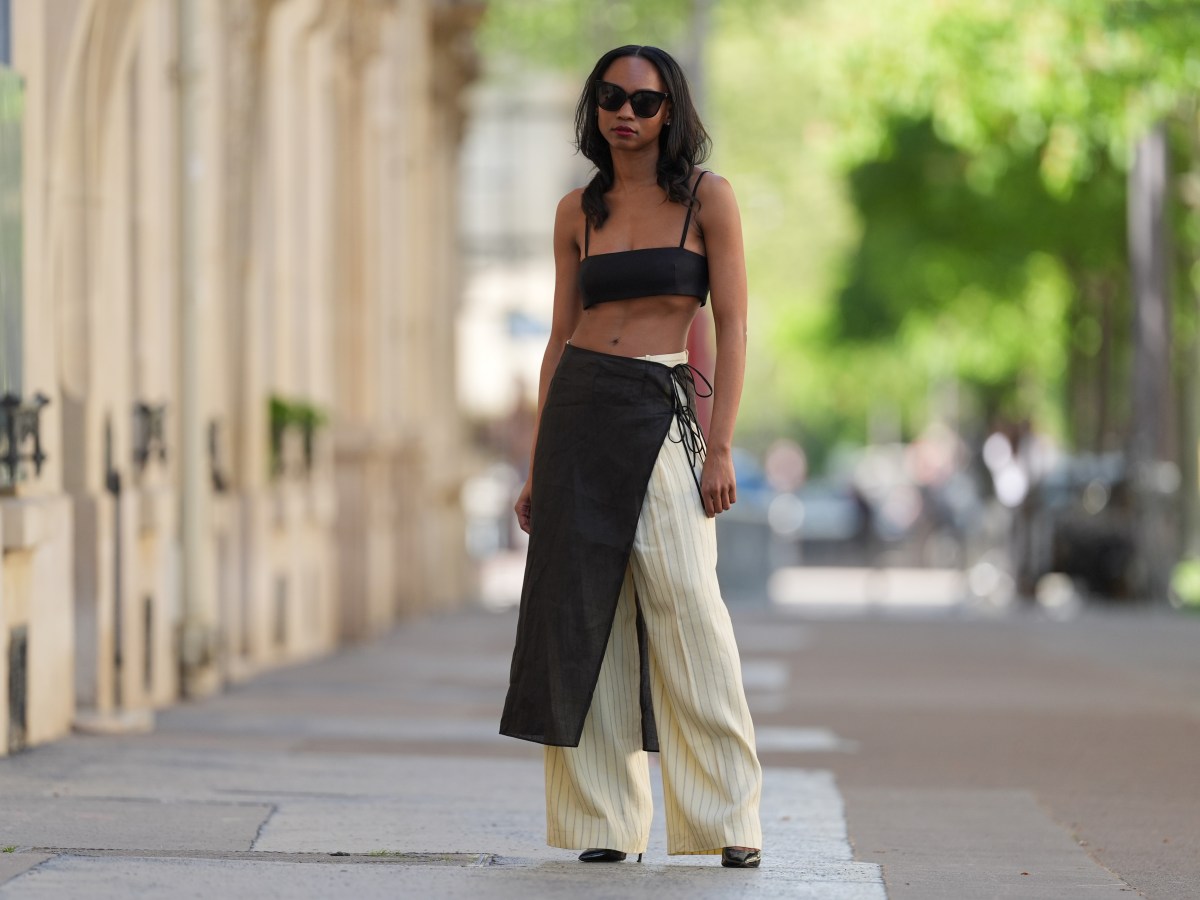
[613,127,635,136]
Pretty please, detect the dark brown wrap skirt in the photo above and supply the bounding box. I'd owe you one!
[499,342,708,752]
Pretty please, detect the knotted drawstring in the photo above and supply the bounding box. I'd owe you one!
[667,363,714,499]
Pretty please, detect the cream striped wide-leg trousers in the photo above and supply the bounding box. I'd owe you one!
[544,351,763,856]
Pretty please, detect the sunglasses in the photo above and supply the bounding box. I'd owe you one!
[595,81,670,118]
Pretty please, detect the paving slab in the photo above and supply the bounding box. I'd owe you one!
[247,758,870,865]
[0,726,874,863]
[0,756,885,898]
[0,605,885,898]
[0,797,272,853]
[0,853,883,900]
[0,855,50,884]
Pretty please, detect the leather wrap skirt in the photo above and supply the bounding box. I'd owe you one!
[500,342,708,752]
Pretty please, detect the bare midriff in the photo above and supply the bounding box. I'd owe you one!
[569,294,700,358]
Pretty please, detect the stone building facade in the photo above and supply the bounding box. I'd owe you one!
[0,0,480,756]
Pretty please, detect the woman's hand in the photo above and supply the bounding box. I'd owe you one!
[514,478,533,534]
[700,448,737,518]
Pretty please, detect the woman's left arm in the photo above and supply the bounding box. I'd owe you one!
[697,173,748,518]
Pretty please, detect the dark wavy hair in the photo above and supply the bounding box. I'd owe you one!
[574,45,711,229]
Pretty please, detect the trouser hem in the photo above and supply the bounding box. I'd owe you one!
[547,834,648,855]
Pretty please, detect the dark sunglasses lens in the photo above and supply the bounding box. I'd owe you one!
[596,83,625,111]
[596,83,665,118]
[629,92,665,117]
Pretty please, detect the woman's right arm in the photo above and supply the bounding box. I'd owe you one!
[515,190,584,534]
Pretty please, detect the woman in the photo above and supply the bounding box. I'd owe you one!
[499,44,763,869]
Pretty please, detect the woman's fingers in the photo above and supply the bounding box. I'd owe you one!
[514,480,533,533]
[700,452,738,518]
[703,482,736,517]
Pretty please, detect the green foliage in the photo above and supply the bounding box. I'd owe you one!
[822,0,1200,188]
[269,396,328,433]
[720,0,1200,453]
[828,117,1126,430]
[1170,556,1200,607]
[268,395,328,477]
[479,0,695,72]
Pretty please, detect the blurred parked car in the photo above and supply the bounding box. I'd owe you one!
[1012,453,1138,599]
[782,481,871,566]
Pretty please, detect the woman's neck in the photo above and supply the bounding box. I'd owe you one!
[609,147,659,191]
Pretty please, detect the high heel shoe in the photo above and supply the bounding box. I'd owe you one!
[578,849,643,862]
[721,847,762,868]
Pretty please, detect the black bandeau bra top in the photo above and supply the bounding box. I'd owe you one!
[578,171,710,309]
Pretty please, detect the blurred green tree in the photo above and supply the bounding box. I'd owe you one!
[811,0,1200,570]
[479,0,695,70]
[735,0,1200,457]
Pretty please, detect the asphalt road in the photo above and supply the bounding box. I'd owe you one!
[732,602,1200,899]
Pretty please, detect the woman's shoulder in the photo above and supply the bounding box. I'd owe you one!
[691,169,737,222]
[553,188,587,247]
[692,168,733,198]
[553,188,585,225]
[558,187,586,209]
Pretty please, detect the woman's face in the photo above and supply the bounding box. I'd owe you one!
[596,55,671,152]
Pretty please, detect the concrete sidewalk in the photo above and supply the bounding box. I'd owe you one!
[0,610,885,899]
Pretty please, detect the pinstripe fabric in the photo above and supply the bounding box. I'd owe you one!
[545,351,763,856]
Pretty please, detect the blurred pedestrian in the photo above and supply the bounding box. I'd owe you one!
[499,44,762,869]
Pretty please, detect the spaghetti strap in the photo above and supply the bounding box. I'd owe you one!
[584,218,591,257]
[679,170,708,247]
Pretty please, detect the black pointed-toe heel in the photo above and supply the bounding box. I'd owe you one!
[578,848,627,862]
[721,847,762,868]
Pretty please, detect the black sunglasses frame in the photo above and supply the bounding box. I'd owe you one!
[594,80,670,118]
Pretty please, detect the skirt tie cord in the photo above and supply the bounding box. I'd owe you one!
[668,363,714,499]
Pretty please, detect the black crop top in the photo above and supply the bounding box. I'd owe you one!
[578,171,710,309]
